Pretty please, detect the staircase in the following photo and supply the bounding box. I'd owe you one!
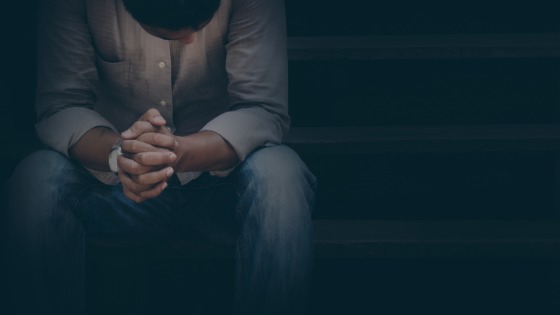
[284,1,560,314]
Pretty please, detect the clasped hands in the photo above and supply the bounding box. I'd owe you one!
[117,108,179,203]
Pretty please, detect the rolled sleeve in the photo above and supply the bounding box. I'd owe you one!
[35,0,107,156]
[202,0,290,164]
[202,107,284,161]
[35,107,116,157]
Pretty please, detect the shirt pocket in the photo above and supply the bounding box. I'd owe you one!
[95,54,130,98]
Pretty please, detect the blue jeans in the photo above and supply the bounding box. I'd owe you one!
[4,145,316,314]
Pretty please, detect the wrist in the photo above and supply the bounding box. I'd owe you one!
[172,131,239,173]
[69,127,121,172]
[172,135,190,172]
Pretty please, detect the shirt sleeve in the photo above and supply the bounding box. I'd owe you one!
[200,0,290,163]
[35,0,117,157]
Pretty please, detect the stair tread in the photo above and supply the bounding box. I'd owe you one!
[288,33,560,60]
[285,124,560,152]
[314,219,560,242]
[314,220,560,257]
[88,220,560,258]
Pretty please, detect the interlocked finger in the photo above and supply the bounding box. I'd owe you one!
[122,121,159,140]
[117,155,161,175]
[119,171,167,203]
[121,139,169,155]
[138,108,166,127]
[130,151,176,167]
[136,132,178,151]
[130,167,174,186]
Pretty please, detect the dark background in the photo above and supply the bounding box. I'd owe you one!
[2,0,560,314]
[2,2,560,219]
[0,1,40,184]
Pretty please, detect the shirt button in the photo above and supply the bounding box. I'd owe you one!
[160,100,167,106]
[158,61,166,68]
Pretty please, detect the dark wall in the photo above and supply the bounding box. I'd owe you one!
[0,2,40,184]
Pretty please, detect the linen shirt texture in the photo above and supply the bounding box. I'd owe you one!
[35,0,289,185]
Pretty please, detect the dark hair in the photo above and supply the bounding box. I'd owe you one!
[123,0,221,30]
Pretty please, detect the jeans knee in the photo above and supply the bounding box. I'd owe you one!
[240,145,316,198]
[6,150,88,224]
[235,146,316,234]
[9,150,72,186]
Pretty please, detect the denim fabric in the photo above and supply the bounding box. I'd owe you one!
[3,145,316,315]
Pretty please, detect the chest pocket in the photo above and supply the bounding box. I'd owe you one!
[95,54,130,98]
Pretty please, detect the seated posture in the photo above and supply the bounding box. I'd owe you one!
[4,0,316,314]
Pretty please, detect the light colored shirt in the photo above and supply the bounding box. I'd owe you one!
[35,0,289,185]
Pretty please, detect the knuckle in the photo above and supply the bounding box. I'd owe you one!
[133,121,149,132]
[130,173,140,182]
[138,133,153,144]
[152,133,161,143]
[130,163,142,174]
[160,136,169,147]
[164,136,175,148]
[124,190,137,202]
[129,174,140,183]
[132,195,144,203]
[147,108,159,116]
[117,157,128,171]
[128,140,139,152]
[121,140,131,152]
[135,153,146,165]
[118,173,126,184]
[149,133,159,144]
[122,179,135,191]
[136,174,150,185]
[131,122,141,131]
[153,134,171,148]
[139,190,156,199]
[140,121,151,130]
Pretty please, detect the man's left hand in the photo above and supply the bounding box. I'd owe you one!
[117,108,180,203]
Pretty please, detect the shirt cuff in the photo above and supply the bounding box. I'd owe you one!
[176,171,203,185]
[35,107,117,157]
[200,108,283,162]
[86,168,119,185]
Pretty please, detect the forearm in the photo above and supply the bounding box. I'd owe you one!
[174,130,239,173]
[69,127,120,172]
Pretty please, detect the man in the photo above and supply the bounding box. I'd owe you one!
[4,0,316,314]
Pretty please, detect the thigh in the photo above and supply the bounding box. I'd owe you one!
[79,175,185,244]
[5,149,185,244]
[177,145,317,243]
[4,150,96,235]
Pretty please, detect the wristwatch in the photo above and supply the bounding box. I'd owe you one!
[108,138,123,173]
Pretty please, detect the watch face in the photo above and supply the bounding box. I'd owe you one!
[109,139,123,173]
[109,148,120,173]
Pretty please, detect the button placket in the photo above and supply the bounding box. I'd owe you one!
[156,58,170,107]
